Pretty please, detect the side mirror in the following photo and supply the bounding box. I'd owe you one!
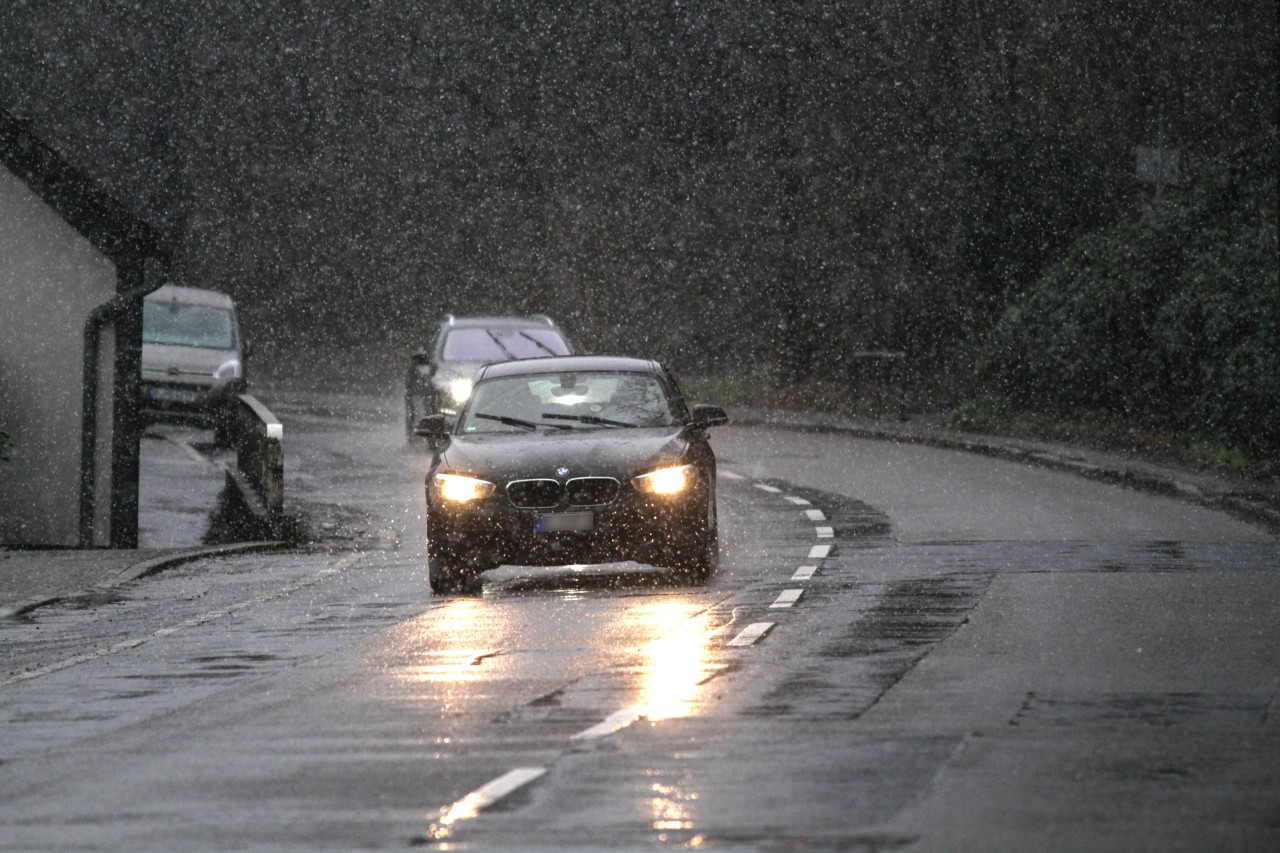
[410,349,431,367]
[690,404,729,429]
[414,414,448,439]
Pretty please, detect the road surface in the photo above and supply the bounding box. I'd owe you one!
[1,389,1275,851]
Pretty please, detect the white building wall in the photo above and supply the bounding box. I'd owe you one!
[1,166,118,546]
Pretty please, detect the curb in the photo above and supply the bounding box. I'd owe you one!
[726,408,1280,535]
[0,540,291,619]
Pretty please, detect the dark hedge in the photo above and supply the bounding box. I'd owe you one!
[980,126,1279,457]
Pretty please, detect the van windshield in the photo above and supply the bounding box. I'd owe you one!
[143,302,236,349]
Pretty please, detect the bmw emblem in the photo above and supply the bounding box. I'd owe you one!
[556,466,569,478]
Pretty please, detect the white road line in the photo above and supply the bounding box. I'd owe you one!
[770,589,803,609]
[784,495,811,506]
[727,622,774,647]
[435,767,547,830]
[808,544,831,559]
[815,526,834,539]
[572,705,645,740]
[753,483,782,494]
[720,470,744,480]
[804,508,826,521]
[791,565,817,581]
[0,553,362,687]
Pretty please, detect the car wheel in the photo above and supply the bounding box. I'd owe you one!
[428,543,477,594]
[663,502,718,583]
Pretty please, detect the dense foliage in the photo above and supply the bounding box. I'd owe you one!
[979,126,1279,457]
[2,1,1273,386]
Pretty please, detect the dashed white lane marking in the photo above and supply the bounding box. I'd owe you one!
[720,470,744,480]
[784,495,811,506]
[727,622,775,647]
[804,508,826,521]
[770,589,803,609]
[753,483,782,494]
[815,526,834,539]
[434,767,547,830]
[792,565,817,581]
[572,705,644,740]
[0,554,362,687]
[808,544,831,559]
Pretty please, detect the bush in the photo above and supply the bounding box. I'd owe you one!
[980,126,1279,458]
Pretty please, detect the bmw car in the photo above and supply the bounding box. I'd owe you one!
[415,355,728,593]
[404,314,573,439]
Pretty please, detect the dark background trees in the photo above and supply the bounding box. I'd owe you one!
[2,0,1274,402]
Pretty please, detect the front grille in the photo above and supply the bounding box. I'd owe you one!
[506,479,562,508]
[565,477,620,507]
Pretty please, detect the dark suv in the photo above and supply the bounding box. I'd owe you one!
[404,315,573,439]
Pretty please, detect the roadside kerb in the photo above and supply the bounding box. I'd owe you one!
[726,406,1280,534]
[0,541,289,619]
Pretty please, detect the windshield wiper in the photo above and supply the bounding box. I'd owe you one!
[483,330,518,360]
[541,413,635,428]
[475,413,572,431]
[516,330,559,357]
[475,412,539,430]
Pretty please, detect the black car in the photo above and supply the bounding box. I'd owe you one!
[404,314,573,439]
[415,355,729,593]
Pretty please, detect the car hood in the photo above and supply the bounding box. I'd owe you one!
[436,427,691,483]
[141,342,237,381]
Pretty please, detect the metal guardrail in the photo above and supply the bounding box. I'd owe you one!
[230,394,284,526]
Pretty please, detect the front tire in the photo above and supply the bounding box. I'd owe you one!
[662,499,718,583]
[428,541,486,594]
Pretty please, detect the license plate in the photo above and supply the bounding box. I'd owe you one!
[535,511,593,533]
[147,385,199,404]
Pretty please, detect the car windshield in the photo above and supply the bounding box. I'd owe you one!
[441,327,570,361]
[460,371,680,433]
[143,301,236,349]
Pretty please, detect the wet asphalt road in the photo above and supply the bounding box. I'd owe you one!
[1,389,1276,851]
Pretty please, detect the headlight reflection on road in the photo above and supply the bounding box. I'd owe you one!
[398,599,494,686]
[649,779,704,846]
[637,601,718,723]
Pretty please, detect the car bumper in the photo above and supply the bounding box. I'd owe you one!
[141,379,243,421]
[427,485,709,567]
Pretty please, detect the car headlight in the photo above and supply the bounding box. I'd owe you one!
[434,473,496,503]
[633,464,693,496]
[448,377,473,404]
[214,358,243,380]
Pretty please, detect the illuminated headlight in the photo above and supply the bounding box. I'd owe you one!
[633,464,693,496]
[447,377,473,404]
[214,359,243,380]
[434,473,496,503]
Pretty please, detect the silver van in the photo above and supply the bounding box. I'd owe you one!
[141,285,247,442]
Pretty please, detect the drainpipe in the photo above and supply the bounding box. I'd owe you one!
[79,281,153,547]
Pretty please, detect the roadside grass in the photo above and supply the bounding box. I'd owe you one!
[947,395,1277,477]
[683,368,907,418]
[684,371,1275,479]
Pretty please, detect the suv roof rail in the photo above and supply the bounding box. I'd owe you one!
[530,314,555,326]
[443,313,457,326]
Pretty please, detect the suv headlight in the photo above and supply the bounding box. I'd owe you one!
[633,464,693,496]
[448,377,473,404]
[214,358,243,380]
[434,473,496,503]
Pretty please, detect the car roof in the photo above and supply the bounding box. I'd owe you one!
[144,284,236,310]
[476,355,663,381]
[441,314,561,331]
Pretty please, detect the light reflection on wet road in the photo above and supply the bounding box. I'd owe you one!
[1,392,1276,851]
